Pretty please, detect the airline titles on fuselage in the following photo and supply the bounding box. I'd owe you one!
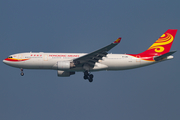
[24,54,80,59]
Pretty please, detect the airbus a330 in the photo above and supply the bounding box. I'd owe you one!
[3,29,177,82]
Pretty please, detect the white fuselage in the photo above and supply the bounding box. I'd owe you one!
[3,52,156,72]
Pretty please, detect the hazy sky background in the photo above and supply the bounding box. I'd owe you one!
[0,0,180,120]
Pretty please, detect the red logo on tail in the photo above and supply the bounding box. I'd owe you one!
[128,29,177,61]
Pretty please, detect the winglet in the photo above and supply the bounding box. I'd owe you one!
[113,37,121,43]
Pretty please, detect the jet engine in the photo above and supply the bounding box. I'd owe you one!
[57,70,75,77]
[57,61,75,70]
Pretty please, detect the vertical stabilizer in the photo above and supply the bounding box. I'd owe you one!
[139,29,177,56]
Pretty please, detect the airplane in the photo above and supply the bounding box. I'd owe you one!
[3,29,177,82]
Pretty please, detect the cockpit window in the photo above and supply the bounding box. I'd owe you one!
[8,56,13,58]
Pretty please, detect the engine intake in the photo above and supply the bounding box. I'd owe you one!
[57,70,75,77]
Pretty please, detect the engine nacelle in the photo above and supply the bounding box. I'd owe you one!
[57,61,75,70]
[57,70,75,77]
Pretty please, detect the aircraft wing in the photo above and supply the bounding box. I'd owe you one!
[73,37,121,66]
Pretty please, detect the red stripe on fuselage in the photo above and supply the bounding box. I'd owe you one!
[4,58,30,62]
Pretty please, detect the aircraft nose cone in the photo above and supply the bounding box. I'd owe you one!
[3,59,7,64]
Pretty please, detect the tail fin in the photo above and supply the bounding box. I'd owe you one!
[139,29,177,56]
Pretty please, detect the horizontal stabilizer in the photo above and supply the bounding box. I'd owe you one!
[154,51,176,61]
